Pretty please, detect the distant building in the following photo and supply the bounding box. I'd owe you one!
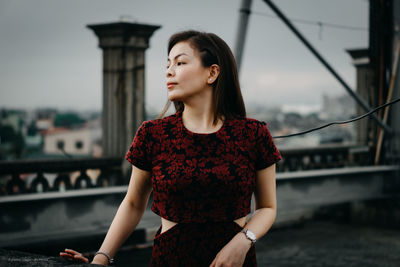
[321,93,355,120]
[43,119,102,156]
[34,108,58,131]
[36,118,54,131]
[24,134,42,149]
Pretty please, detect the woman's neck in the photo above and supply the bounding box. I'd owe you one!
[181,106,223,132]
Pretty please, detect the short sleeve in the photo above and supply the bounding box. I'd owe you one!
[125,121,152,171]
[255,121,282,170]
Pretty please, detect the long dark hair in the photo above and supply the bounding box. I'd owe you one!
[156,30,246,124]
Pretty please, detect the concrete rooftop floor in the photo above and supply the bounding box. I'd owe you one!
[1,219,399,267]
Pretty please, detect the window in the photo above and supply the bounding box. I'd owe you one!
[57,140,64,150]
[75,140,83,150]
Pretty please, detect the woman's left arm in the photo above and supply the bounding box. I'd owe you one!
[209,164,277,267]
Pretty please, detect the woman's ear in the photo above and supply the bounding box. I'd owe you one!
[207,64,220,84]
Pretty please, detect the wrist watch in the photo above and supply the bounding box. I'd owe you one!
[240,228,257,246]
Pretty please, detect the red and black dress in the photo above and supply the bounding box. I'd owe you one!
[125,110,282,266]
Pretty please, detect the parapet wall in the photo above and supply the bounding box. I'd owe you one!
[1,165,398,255]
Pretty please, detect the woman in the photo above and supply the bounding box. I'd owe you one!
[60,30,282,266]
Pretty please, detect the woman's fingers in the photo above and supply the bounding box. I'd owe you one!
[74,254,89,263]
[64,248,80,255]
[59,252,75,261]
[59,249,88,263]
[59,253,88,263]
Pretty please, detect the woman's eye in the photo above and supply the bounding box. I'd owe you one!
[166,62,184,69]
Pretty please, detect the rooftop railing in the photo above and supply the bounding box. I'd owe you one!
[0,144,373,196]
[277,144,373,172]
[0,157,123,196]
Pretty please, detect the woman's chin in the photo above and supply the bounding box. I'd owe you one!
[167,93,183,102]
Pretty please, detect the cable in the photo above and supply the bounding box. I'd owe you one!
[252,11,368,32]
[58,146,72,159]
[272,97,400,139]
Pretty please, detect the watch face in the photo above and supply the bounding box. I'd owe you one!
[247,230,256,241]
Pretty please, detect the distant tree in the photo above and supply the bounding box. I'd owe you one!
[54,113,86,128]
[0,124,25,158]
[27,121,38,136]
[0,124,15,143]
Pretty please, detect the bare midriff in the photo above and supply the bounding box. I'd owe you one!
[160,216,247,234]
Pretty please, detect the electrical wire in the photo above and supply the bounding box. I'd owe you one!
[59,147,72,159]
[252,10,368,32]
[272,97,400,139]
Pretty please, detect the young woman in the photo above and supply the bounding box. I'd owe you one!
[60,30,282,267]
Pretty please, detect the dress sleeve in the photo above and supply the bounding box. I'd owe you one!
[255,121,282,170]
[125,121,152,171]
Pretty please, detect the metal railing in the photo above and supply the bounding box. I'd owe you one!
[0,157,123,195]
[276,144,372,172]
[0,144,373,196]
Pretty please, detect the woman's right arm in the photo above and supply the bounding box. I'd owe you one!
[91,165,152,265]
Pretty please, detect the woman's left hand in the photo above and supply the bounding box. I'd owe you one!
[209,233,252,267]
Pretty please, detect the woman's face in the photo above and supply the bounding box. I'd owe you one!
[166,41,211,102]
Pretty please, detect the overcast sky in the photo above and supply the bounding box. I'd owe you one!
[0,0,369,114]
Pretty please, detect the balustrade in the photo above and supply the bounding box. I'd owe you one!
[0,144,374,196]
[276,144,373,172]
[0,157,123,195]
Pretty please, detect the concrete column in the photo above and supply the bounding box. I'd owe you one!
[346,49,372,145]
[87,22,160,159]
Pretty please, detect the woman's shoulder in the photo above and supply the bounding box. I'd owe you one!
[244,116,265,124]
[230,114,266,128]
[141,112,179,129]
[226,115,268,141]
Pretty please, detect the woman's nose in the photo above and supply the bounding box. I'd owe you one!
[166,65,174,77]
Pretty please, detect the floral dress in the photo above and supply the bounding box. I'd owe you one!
[125,110,282,266]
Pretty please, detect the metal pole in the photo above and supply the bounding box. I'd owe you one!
[234,0,253,73]
[262,0,392,134]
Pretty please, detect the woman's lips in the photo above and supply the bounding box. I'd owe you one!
[167,82,177,89]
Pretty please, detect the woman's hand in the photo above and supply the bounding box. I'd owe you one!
[59,248,90,264]
[209,233,252,267]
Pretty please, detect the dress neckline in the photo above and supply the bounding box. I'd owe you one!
[177,110,226,137]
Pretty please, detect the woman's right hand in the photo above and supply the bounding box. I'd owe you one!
[59,248,90,264]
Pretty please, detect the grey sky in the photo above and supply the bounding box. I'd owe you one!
[0,0,368,114]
